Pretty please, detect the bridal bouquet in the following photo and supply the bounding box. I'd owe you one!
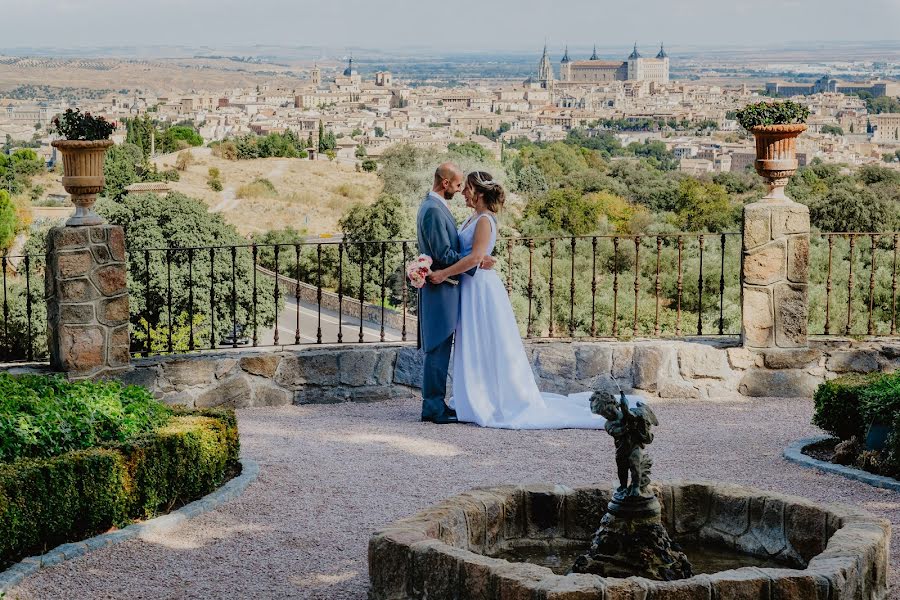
[406,254,457,288]
[406,255,433,288]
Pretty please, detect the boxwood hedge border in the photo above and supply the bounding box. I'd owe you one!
[0,410,256,593]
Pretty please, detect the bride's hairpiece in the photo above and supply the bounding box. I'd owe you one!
[471,171,498,187]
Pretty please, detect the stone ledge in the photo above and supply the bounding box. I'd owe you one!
[784,436,900,493]
[13,337,900,402]
[0,458,260,595]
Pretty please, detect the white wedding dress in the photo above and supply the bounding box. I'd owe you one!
[449,213,610,430]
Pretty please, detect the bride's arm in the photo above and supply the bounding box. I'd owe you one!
[429,219,492,284]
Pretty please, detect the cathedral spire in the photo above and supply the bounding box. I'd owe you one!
[590,45,599,60]
[629,42,641,60]
[537,41,554,89]
[656,42,668,59]
[561,45,570,64]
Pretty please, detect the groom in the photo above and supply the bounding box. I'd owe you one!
[417,162,495,424]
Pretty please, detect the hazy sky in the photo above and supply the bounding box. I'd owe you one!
[2,0,899,51]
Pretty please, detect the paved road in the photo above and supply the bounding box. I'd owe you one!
[252,294,406,347]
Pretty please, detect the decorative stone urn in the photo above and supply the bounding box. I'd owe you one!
[50,139,114,227]
[751,124,807,202]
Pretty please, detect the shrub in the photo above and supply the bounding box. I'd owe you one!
[175,151,195,171]
[334,182,366,200]
[735,101,810,130]
[812,371,900,442]
[0,410,239,567]
[51,108,116,140]
[0,374,172,463]
[859,374,900,427]
[237,178,277,199]
[812,373,885,440]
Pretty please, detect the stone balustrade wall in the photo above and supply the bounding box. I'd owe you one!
[65,338,900,409]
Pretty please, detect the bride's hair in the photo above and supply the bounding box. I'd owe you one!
[466,171,506,213]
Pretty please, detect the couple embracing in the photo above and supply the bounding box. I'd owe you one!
[416,162,606,430]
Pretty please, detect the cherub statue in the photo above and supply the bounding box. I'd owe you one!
[590,390,659,499]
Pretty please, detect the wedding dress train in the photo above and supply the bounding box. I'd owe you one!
[449,213,610,430]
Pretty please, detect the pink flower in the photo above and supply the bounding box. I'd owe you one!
[406,254,434,289]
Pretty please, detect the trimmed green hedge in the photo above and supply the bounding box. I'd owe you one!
[0,409,239,568]
[812,373,884,441]
[813,371,900,476]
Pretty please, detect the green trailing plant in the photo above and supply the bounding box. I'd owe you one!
[735,101,810,130]
[0,374,171,462]
[51,108,116,141]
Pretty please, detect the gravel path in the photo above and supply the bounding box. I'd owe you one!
[9,396,900,600]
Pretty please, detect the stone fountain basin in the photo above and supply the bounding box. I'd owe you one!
[369,482,890,599]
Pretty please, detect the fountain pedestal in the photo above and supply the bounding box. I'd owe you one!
[571,493,692,581]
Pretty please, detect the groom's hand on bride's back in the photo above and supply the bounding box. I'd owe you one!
[480,256,496,270]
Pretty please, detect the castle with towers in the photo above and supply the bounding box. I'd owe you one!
[535,43,670,88]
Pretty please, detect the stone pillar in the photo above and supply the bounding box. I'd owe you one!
[46,225,130,379]
[742,201,809,349]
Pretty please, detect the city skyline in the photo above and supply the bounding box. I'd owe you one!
[3,0,899,51]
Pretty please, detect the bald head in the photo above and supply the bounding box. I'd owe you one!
[433,162,464,200]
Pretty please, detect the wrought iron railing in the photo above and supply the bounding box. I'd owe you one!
[810,233,900,336]
[0,252,46,363]
[123,232,742,357]
[19,229,900,364]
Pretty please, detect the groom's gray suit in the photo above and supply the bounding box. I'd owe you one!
[417,191,477,419]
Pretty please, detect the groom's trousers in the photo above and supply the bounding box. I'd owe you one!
[422,333,453,419]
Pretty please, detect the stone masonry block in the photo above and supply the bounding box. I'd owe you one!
[55,325,105,373]
[826,350,880,374]
[743,204,772,250]
[59,278,99,303]
[339,349,379,386]
[274,353,340,388]
[678,343,730,379]
[108,344,130,368]
[742,286,774,348]
[393,347,424,388]
[743,239,787,286]
[575,345,612,380]
[97,295,130,326]
[533,345,576,380]
[195,374,252,409]
[60,304,95,324]
[56,250,93,279]
[90,227,108,243]
[738,369,820,397]
[111,325,129,348]
[161,359,218,389]
[240,354,281,378]
[90,244,112,264]
[92,265,127,296]
[108,227,126,262]
[787,235,809,283]
[774,283,808,348]
[633,345,677,392]
[771,202,810,238]
[49,227,90,250]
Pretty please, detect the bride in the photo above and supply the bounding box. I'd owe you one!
[428,171,607,430]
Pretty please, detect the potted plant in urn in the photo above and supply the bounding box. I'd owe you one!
[736,100,809,202]
[50,108,116,226]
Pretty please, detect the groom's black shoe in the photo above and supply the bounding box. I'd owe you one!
[421,413,458,424]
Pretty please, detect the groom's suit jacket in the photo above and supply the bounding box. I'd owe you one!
[416,192,477,353]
